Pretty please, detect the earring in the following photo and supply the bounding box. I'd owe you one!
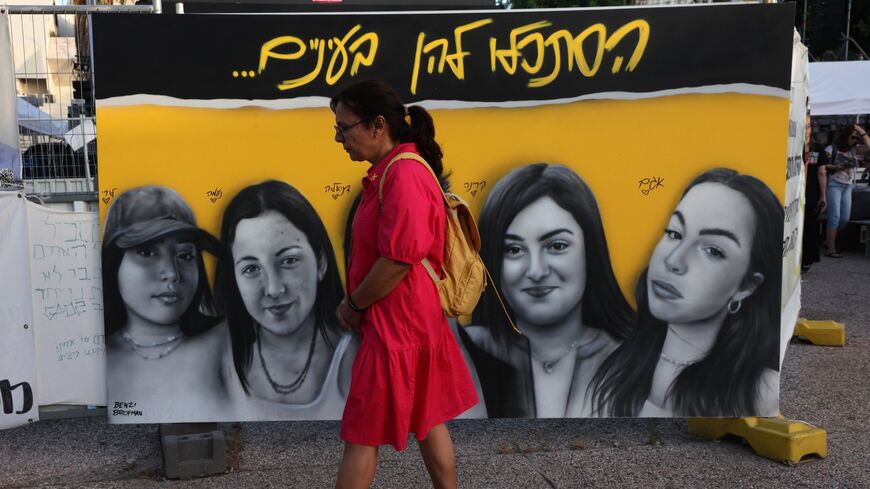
[727,298,742,314]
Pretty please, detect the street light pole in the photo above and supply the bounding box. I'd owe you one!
[802,0,807,40]
[845,0,852,60]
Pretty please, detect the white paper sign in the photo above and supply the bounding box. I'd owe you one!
[0,192,38,429]
[27,202,106,406]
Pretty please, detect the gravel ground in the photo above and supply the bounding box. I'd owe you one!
[1,252,867,489]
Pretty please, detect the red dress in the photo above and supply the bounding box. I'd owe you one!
[340,142,479,451]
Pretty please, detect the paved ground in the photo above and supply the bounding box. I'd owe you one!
[1,252,867,489]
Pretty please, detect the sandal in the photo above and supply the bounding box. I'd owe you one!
[825,252,843,258]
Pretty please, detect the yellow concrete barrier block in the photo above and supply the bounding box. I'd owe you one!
[793,318,846,346]
[688,416,827,464]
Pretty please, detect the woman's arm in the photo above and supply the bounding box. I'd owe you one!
[350,257,411,308]
[335,257,411,330]
[817,164,827,212]
[854,124,870,176]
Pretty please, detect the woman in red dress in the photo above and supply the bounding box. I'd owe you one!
[332,80,479,489]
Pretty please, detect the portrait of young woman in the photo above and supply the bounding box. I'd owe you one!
[589,168,783,418]
[215,180,355,421]
[460,163,635,418]
[102,186,228,422]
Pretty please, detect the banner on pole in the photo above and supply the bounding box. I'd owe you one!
[0,193,38,430]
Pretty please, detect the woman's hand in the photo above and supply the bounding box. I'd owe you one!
[816,198,827,215]
[853,124,867,138]
[336,296,362,331]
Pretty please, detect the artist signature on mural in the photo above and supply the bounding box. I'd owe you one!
[112,401,143,417]
[463,181,487,197]
[101,187,118,205]
[325,182,352,200]
[206,188,223,203]
[638,176,664,196]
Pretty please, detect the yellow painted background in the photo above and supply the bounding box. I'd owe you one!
[96,93,788,303]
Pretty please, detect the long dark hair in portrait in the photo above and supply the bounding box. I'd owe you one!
[590,168,783,417]
[215,180,344,393]
[472,163,634,342]
[102,187,220,338]
[330,79,450,191]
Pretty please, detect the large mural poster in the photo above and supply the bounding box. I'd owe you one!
[92,4,795,423]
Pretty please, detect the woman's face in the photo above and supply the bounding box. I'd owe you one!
[646,182,756,324]
[118,236,199,327]
[501,196,586,327]
[232,210,325,337]
[333,102,378,163]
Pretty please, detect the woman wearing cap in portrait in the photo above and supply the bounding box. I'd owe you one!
[460,163,635,418]
[589,168,782,418]
[215,180,355,420]
[102,186,229,422]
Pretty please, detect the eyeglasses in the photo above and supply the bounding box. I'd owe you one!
[334,119,368,139]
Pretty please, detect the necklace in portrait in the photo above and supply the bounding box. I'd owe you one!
[257,323,318,395]
[122,329,184,360]
[530,329,603,374]
[531,339,581,374]
[659,352,697,368]
[661,325,707,367]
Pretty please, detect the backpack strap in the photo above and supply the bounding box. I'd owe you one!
[377,151,521,335]
[378,152,446,207]
[483,266,521,335]
[377,152,444,286]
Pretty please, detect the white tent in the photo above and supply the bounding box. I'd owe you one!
[809,61,870,116]
[16,97,68,136]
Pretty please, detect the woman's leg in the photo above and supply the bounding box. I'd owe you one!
[838,183,853,231]
[417,423,457,489]
[825,181,844,254]
[335,442,378,489]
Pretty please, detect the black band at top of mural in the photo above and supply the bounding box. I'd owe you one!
[92,3,795,103]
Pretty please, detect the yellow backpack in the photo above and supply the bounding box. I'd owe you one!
[378,152,488,319]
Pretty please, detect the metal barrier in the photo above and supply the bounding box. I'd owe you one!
[5,2,156,202]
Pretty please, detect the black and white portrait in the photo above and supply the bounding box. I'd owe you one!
[103,186,228,422]
[459,163,635,418]
[590,168,782,417]
[215,180,355,421]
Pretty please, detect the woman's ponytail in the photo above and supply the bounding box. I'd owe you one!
[407,105,448,190]
[331,80,450,190]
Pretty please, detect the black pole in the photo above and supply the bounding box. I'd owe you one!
[802,0,807,40]
[845,0,852,60]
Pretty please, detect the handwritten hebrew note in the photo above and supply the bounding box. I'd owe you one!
[27,203,106,406]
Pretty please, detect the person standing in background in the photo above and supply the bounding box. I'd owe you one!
[822,124,870,258]
[802,114,824,271]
